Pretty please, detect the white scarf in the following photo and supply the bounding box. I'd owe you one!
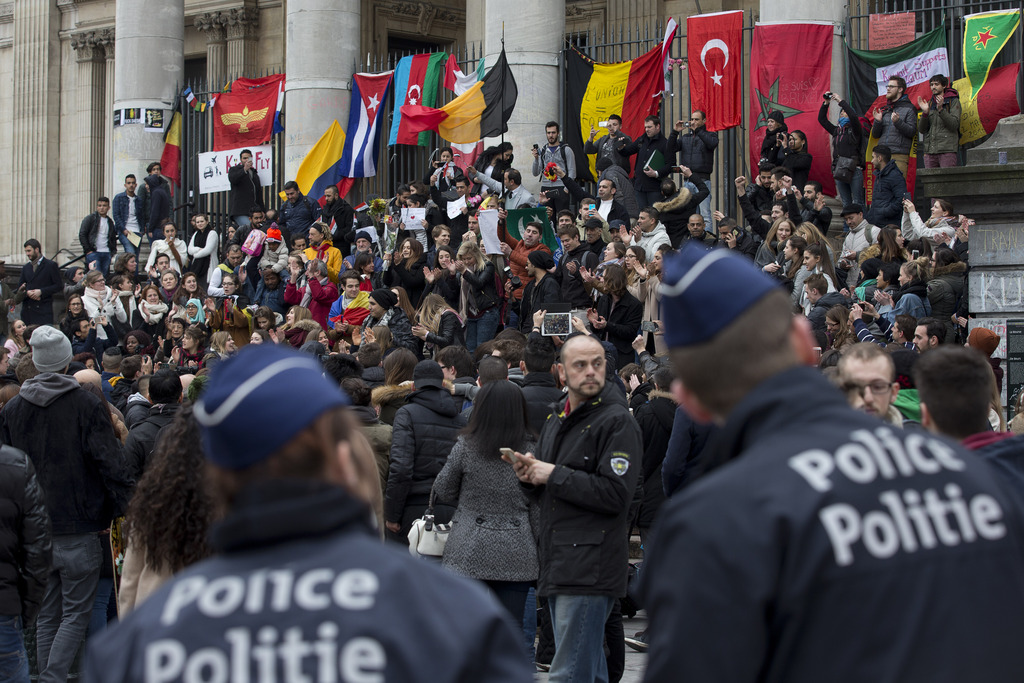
[140,300,169,324]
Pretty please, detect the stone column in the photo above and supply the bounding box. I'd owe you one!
[225,7,259,78]
[11,0,61,257]
[113,0,184,195]
[284,0,359,179]
[100,30,117,193]
[72,32,107,215]
[483,0,565,197]
[195,12,227,88]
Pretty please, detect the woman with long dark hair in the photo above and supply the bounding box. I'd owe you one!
[119,405,216,613]
[589,264,644,370]
[431,381,537,625]
[384,237,428,306]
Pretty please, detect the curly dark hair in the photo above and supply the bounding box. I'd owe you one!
[125,404,215,573]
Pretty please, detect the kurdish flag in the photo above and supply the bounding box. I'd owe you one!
[846,25,949,117]
[158,111,182,188]
[389,52,448,146]
[565,39,674,183]
[399,50,518,145]
[964,10,1020,100]
[289,120,355,206]
[506,207,560,257]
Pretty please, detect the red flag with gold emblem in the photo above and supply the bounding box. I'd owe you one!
[211,79,281,151]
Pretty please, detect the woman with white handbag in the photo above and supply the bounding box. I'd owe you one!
[430,381,538,625]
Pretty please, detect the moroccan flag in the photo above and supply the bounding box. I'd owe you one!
[506,207,559,256]
[687,10,743,131]
[158,111,182,188]
[289,120,355,206]
[389,52,447,146]
[954,62,1021,144]
[964,10,1020,101]
[339,71,394,178]
[750,23,835,195]
[211,76,281,151]
[399,49,518,144]
[846,26,949,117]
[565,33,675,182]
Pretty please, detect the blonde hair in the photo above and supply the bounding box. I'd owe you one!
[457,241,487,272]
[209,331,232,355]
[417,293,451,333]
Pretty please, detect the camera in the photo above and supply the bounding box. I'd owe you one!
[532,143,539,151]
[823,91,834,101]
[503,266,522,289]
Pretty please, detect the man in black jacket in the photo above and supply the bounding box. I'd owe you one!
[511,334,642,683]
[227,149,265,228]
[0,444,51,683]
[517,251,561,334]
[640,244,1024,683]
[865,144,906,228]
[617,116,674,209]
[519,335,564,433]
[0,326,132,683]
[556,222,598,309]
[670,112,719,224]
[79,197,118,276]
[123,369,181,479]
[17,239,63,326]
[322,185,356,256]
[384,360,466,543]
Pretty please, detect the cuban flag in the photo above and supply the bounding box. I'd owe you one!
[339,71,394,177]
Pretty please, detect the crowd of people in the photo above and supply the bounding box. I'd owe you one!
[2,75,1021,683]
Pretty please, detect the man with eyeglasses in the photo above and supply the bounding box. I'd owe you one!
[836,342,903,426]
[671,111,719,226]
[871,76,917,177]
[681,214,715,249]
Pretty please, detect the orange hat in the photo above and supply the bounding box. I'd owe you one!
[266,228,283,242]
[967,327,1000,357]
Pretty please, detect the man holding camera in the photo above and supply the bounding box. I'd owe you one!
[227,149,265,229]
[671,111,719,226]
[584,114,632,174]
[499,221,552,307]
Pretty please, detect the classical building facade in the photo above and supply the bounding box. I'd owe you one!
[0,0,799,263]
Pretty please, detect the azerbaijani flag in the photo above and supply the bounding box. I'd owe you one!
[389,52,448,146]
[159,111,182,188]
[398,50,518,145]
[963,9,1020,101]
[565,36,675,182]
[286,120,355,206]
[339,71,394,178]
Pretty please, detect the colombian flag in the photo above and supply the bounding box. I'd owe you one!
[159,111,182,188]
[389,52,448,146]
[286,120,354,205]
[399,50,518,144]
[564,42,674,183]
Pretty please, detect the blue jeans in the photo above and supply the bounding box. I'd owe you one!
[835,167,865,213]
[85,252,111,276]
[548,594,615,683]
[117,230,141,259]
[88,576,115,637]
[635,190,662,212]
[0,614,29,683]
[522,586,537,660]
[465,307,499,352]
[35,533,102,683]
[233,215,252,228]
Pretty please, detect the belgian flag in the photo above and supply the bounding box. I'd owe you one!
[159,111,182,189]
[398,50,518,144]
[565,45,670,182]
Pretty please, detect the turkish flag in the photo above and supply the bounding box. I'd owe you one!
[212,82,280,151]
[687,11,743,131]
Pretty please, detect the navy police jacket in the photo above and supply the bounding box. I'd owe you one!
[84,480,532,682]
[638,366,1024,683]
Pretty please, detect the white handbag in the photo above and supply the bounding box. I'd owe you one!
[407,493,451,557]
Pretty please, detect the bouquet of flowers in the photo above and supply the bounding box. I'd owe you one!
[368,197,388,221]
[466,194,484,210]
[543,162,559,182]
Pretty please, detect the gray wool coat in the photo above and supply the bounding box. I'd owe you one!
[431,436,539,582]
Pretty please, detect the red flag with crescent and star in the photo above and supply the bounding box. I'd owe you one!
[687,11,743,131]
